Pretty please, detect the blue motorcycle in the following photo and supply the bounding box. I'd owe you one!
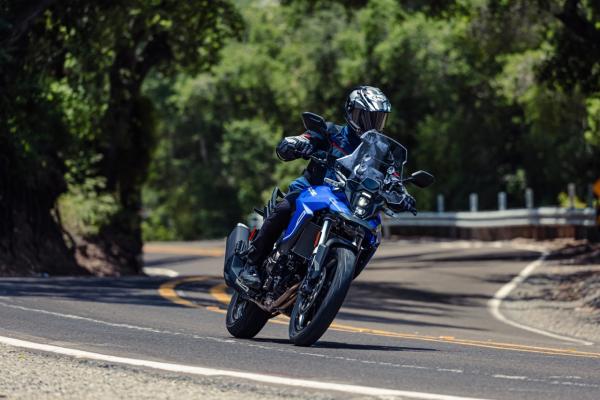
[224,114,433,346]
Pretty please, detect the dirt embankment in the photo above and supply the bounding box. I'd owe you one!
[503,241,600,343]
[544,242,600,312]
[1,235,140,278]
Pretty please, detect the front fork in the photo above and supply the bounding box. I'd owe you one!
[305,218,364,288]
[306,218,333,282]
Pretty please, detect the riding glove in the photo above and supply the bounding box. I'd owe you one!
[276,136,314,161]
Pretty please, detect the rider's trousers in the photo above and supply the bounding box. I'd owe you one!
[248,191,300,266]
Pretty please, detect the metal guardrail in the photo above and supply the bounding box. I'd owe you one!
[384,207,597,228]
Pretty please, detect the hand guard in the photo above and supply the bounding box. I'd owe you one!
[400,193,417,215]
[387,186,417,215]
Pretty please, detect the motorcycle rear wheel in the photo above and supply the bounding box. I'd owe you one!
[226,291,270,338]
[288,247,356,346]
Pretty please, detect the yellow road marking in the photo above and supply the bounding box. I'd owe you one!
[158,276,600,359]
[158,276,209,308]
[209,283,231,305]
[144,245,224,257]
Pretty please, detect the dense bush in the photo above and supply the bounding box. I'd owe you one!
[143,0,600,239]
[2,0,599,274]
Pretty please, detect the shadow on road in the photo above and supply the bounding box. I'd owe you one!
[331,248,541,330]
[0,247,535,334]
[430,250,540,263]
[249,337,437,352]
[314,341,437,352]
[368,249,539,271]
[348,280,488,307]
[144,255,207,267]
[335,310,485,331]
[341,281,490,331]
[0,276,223,308]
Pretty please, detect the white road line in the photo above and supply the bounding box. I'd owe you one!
[0,301,173,334]
[487,251,594,346]
[492,374,527,380]
[0,301,473,377]
[437,368,463,373]
[143,267,179,277]
[0,334,492,400]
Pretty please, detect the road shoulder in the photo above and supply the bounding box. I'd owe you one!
[0,343,339,400]
[500,243,600,345]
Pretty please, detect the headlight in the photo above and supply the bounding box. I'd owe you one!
[356,191,372,207]
[357,196,369,207]
[354,192,372,217]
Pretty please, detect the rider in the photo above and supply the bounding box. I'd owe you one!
[239,85,416,289]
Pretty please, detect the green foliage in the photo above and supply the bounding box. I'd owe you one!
[1,0,243,272]
[6,0,599,253]
[142,2,362,239]
[503,169,528,195]
[221,119,281,207]
[142,0,600,241]
[584,97,600,147]
[557,192,588,209]
[58,176,119,236]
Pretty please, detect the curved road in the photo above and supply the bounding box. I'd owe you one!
[0,240,598,399]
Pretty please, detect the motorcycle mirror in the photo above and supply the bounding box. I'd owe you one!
[302,112,328,136]
[406,170,434,188]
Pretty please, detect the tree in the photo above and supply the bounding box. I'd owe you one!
[537,0,600,95]
[0,1,242,275]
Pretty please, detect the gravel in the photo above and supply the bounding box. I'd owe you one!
[0,343,372,400]
[500,242,600,344]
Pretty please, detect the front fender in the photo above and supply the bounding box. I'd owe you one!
[325,237,357,252]
[309,237,358,280]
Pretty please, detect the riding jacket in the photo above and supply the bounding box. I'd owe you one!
[276,122,361,193]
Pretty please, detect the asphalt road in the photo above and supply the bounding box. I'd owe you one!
[0,240,598,399]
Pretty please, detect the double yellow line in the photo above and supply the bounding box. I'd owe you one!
[158,275,600,359]
[144,244,225,257]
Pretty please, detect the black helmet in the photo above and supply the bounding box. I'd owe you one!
[344,85,391,134]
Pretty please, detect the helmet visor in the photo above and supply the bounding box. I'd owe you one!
[351,109,388,132]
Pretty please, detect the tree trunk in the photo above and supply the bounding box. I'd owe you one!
[0,137,83,276]
[95,43,157,274]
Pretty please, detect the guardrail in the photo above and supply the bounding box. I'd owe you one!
[382,207,598,240]
[249,206,597,238]
[385,207,597,228]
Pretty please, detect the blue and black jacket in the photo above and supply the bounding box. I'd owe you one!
[276,122,361,193]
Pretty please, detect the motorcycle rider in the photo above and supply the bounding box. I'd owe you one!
[239,85,416,290]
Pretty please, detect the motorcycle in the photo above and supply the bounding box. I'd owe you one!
[223,113,434,346]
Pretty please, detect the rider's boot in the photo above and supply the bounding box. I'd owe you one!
[238,261,262,291]
[237,197,294,292]
[238,247,263,291]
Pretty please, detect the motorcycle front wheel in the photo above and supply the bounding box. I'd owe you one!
[288,246,356,346]
[226,291,270,338]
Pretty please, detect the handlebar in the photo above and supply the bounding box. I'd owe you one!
[309,151,328,164]
[324,177,345,189]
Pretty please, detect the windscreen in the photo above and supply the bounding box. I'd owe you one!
[335,130,407,184]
